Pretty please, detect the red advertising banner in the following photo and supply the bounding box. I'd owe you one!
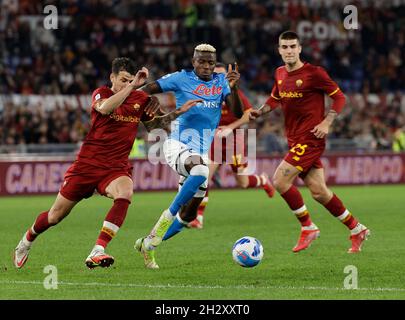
[0,153,404,196]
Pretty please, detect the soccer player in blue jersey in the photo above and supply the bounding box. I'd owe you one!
[135,44,243,268]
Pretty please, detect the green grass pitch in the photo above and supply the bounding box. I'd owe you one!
[1,185,404,299]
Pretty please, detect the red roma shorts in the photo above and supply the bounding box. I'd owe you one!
[209,136,248,173]
[60,161,132,201]
[284,142,325,179]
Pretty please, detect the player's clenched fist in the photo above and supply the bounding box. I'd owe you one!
[249,108,263,120]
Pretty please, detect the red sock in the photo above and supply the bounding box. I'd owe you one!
[96,198,130,248]
[26,211,52,242]
[281,186,312,227]
[247,175,260,188]
[324,194,358,229]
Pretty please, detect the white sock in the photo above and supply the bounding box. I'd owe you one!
[350,223,365,235]
[302,223,319,231]
[92,244,105,253]
[22,231,33,247]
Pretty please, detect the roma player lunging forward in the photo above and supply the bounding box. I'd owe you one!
[250,31,370,253]
[13,57,199,269]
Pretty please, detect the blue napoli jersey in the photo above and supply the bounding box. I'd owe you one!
[157,69,231,154]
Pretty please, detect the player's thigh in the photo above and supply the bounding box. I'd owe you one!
[48,193,79,224]
[234,169,249,188]
[184,154,206,172]
[163,139,207,176]
[104,175,134,200]
[303,168,332,199]
[273,160,301,192]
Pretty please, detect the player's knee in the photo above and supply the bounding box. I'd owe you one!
[190,164,209,179]
[116,189,133,201]
[184,155,205,173]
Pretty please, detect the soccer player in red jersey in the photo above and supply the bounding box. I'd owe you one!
[13,58,200,269]
[250,31,370,253]
[188,62,275,229]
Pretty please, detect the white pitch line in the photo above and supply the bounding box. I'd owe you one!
[1,280,405,293]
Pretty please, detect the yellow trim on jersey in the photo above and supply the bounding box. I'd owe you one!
[271,93,281,100]
[328,88,340,96]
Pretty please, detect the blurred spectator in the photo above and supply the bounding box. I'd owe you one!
[392,128,405,152]
[0,0,403,96]
[0,0,404,153]
[0,100,90,146]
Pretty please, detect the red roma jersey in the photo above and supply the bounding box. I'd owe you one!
[77,86,150,169]
[266,62,342,145]
[219,89,252,126]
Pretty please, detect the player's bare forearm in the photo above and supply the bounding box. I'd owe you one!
[96,85,132,115]
[229,110,251,129]
[311,110,337,138]
[139,81,163,95]
[142,110,178,132]
[142,99,201,132]
[323,109,338,126]
[249,104,273,120]
[259,104,273,115]
[226,88,244,118]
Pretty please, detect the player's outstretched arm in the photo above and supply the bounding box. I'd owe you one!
[216,110,252,138]
[139,81,163,95]
[142,99,202,132]
[249,104,272,120]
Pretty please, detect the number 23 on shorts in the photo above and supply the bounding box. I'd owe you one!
[289,143,308,161]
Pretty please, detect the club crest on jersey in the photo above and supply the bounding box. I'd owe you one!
[296,79,303,87]
[133,103,140,111]
[278,80,283,85]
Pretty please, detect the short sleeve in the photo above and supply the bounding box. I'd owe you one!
[313,67,341,97]
[156,71,181,92]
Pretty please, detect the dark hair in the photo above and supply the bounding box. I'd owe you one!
[111,57,137,75]
[279,31,300,43]
[215,62,226,68]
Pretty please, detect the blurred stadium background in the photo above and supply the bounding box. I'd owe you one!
[0,0,404,195]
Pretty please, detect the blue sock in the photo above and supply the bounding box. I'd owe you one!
[168,174,206,215]
[163,216,186,241]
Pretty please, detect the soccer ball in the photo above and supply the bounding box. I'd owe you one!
[232,236,264,268]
